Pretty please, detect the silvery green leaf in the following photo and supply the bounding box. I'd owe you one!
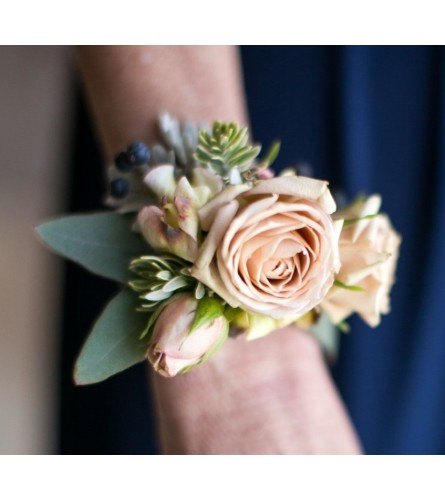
[143,289,172,301]
[74,289,148,385]
[151,144,170,165]
[162,276,189,292]
[228,168,243,184]
[182,122,200,158]
[195,281,205,300]
[159,113,187,165]
[36,212,148,283]
[156,270,172,281]
[311,313,340,363]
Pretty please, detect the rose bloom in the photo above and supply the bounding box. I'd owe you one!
[321,195,401,327]
[191,176,343,319]
[147,295,228,377]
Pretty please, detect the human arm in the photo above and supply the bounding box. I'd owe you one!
[76,45,362,454]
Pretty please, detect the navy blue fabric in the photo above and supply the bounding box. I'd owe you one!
[241,46,445,454]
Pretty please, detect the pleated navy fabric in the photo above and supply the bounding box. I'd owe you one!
[242,46,445,454]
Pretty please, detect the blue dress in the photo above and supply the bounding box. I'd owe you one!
[242,46,445,454]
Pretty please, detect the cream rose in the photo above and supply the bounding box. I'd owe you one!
[321,195,401,327]
[191,176,343,319]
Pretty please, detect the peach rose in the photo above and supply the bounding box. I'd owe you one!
[321,195,401,327]
[191,176,343,319]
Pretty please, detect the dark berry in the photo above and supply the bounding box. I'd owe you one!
[110,177,130,199]
[114,151,133,173]
[126,142,150,165]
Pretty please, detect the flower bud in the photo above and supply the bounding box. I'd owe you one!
[147,295,228,377]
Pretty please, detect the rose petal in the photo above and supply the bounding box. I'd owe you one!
[144,165,177,200]
[138,206,198,262]
[198,184,250,231]
[247,176,337,214]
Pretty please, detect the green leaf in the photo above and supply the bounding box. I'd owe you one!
[262,140,281,167]
[224,305,244,323]
[74,289,149,385]
[311,313,340,362]
[342,213,380,227]
[36,212,149,283]
[337,321,351,333]
[189,296,224,334]
[334,279,365,292]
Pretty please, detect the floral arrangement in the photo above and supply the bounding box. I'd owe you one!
[37,114,401,383]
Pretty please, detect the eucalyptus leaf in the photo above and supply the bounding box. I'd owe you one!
[36,212,149,283]
[74,289,149,385]
[311,313,340,362]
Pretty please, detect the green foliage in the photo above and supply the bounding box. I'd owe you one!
[261,140,281,168]
[189,296,225,335]
[158,113,204,169]
[311,312,340,362]
[334,279,365,292]
[194,122,261,179]
[129,255,205,311]
[74,289,149,385]
[342,213,380,227]
[36,212,148,283]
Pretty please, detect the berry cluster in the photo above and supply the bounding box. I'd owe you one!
[110,142,150,199]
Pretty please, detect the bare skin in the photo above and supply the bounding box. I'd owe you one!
[76,45,362,454]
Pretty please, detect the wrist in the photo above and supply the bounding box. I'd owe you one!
[150,328,326,453]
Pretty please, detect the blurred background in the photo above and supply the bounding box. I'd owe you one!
[0,46,70,453]
[1,46,445,454]
[0,46,158,454]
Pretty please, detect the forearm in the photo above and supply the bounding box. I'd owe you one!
[153,327,361,454]
[76,45,362,454]
[76,45,247,158]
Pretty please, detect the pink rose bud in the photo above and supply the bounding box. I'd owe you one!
[256,167,275,180]
[147,295,228,377]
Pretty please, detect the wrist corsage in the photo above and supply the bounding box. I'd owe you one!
[37,114,401,383]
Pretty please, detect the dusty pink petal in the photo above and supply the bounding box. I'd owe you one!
[138,206,198,262]
[149,351,202,377]
[174,176,199,241]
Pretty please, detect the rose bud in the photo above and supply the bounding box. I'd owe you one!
[147,295,228,377]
